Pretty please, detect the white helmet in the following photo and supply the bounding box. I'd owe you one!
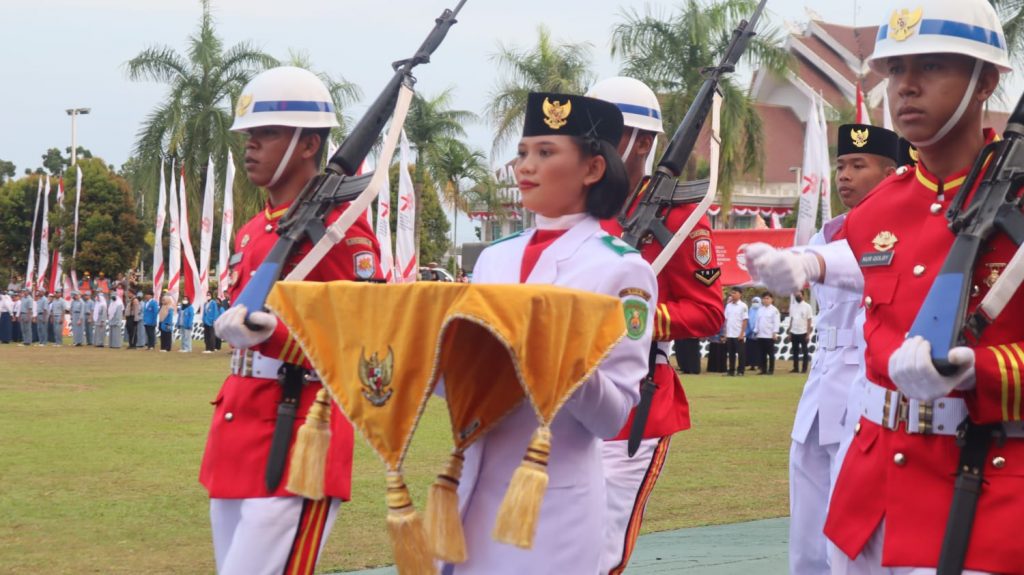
[230,66,340,132]
[867,0,1011,74]
[587,77,664,134]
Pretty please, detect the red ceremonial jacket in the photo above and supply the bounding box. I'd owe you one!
[825,130,1024,573]
[602,177,724,439]
[199,200,381,500]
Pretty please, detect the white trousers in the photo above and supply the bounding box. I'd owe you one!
[210,497,340,575]
[600,436,672,575]
[829,521,993,575]
[790,417,840,575]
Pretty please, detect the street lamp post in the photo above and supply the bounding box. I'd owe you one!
[66,107,91,166]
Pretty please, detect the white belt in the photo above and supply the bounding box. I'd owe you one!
[856,380,1024,437]
[819,326,855,351]
[230,349,320,381]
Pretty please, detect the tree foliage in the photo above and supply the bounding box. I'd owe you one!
[124,0,278,231]
[486,26,595,153]
[611,0,791,221]
[0,159,15,184]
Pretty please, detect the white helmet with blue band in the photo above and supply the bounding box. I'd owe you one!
[231,66,340,132]
[867,1,1011,74]
[869,1,1011,148]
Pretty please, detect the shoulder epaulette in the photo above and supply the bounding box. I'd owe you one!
[601,234,640,256]
[489,230,525,246]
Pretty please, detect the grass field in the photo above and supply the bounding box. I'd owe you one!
[0,344,804,574]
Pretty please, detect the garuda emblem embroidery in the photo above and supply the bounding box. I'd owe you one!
[236,94,253,117]
[889,8,923,42]
[851,128,869,148]
[872,231,898,252]
[543,97,572,130]
[359,346,395,407]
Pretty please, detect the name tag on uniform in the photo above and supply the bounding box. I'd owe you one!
[229,253,243,267]
[860,252,894,267]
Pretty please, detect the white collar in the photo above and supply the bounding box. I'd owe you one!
[534,212,588,230]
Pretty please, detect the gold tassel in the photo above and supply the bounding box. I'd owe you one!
[286,387,331,500]
[386,471,436,575]
[425,450,467,563]
[492,425,551,549]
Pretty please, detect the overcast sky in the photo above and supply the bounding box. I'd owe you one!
[1,1,1017,239]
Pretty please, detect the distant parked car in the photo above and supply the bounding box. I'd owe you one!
[419,266,455,282]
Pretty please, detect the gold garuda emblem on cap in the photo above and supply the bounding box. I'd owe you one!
[543,97,572,130]
[889,8,923,42]
[872,231,898,252]
[236,94,253,117]
[359,346,395,407]
[851,128,869,148]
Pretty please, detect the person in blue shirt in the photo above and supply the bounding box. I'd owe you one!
[745,296,762,372]
[142,293,159,350]
[177,296,195,353]
[202,292,221,353]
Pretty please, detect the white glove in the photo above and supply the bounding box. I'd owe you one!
[214,305,277,349]
[888,336,975,402]
[743,243,821,295]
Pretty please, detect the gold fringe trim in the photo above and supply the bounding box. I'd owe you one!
[286,386,332,500]
[492,425,551,549]
[425,450,467,563]
[386,471,436,575]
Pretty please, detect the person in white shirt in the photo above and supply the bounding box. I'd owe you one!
[754,293,780,375]
[787,291,813,373]
[723,288,748,376]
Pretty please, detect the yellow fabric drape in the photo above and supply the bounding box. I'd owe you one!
[266,281,626,462]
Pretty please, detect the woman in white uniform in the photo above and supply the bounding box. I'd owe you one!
[450,92,658,574]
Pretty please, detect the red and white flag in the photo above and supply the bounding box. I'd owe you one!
[71,165,84,290]
[167,161,181,301]
[37,177,51,292]
[25,178,42,289]
[179,166,204,311]
[198,158,215,303]
[216,151,235,299]
[375,166,395,282]
[49,176,66,293]
[152,160,167,297]
[882,87,894,131]
[795,94,826,247]
[395,130,418,283]
[816,97,833,226]
[855,81,872,126]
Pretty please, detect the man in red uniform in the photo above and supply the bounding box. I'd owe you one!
[746,1,1022,572]
[589,77,724,575]
[202,66,381,575]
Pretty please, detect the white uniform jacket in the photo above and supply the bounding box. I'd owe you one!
[791,215,865,446]
[453,215,657,575]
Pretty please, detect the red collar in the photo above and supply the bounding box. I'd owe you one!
[914,128,998,195]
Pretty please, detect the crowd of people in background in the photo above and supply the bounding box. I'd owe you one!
[0,273,229,354]
[702,287,814,377]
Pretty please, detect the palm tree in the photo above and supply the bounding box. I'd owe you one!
[426,139,491,275]
[611,0,790,224]
[993,0,1024,64]
[403,89,478,261]
[282,49,363,146]
[486,25,596,154]
[125,0,278,224]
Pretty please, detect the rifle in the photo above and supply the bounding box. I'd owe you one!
[622,0,766,458]
[907,93,1024,370]
[619,0,766,248]
[233,0,468,319]
[905,92,1024,575]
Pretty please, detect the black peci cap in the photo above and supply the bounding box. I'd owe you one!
[897,137,917,167]
[522,92,623,146]
[837,124,899,163]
